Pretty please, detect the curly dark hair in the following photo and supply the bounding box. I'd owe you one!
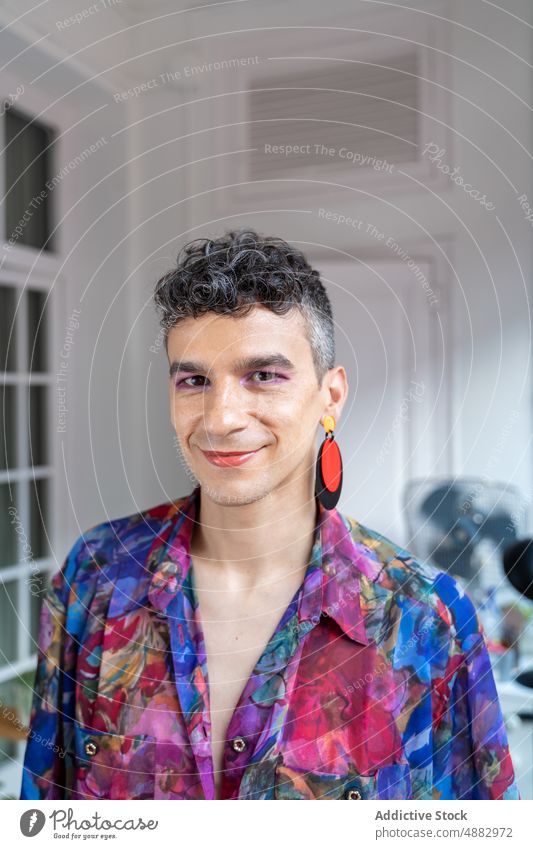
[153,228,335,385]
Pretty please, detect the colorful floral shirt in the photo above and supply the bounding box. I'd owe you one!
[20,484,520,800]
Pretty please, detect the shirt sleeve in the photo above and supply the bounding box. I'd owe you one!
[432,573,521,800]
[20,533,88,800]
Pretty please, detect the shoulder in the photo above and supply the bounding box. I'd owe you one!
[50,494,191,607]
[343,513,483,652]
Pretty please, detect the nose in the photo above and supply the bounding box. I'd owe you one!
[200,377,252,441]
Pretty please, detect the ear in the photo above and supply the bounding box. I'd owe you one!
[321,366,348,422]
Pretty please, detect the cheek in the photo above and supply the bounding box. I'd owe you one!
[271,393,317,431]
[266,387,313,418]
[169,400,188,442]
[277,418,317,457]
[169,390,189,418]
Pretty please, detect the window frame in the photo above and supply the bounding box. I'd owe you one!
[0,78,66,799]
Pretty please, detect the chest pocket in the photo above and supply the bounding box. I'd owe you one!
[72,721,157,800]
[274,758,412,800]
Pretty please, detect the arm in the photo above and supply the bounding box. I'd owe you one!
[432,573,520,800]
[20,533,87,800]
[447,622,520,799]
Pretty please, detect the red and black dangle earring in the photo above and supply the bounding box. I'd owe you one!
[315,415,343,509]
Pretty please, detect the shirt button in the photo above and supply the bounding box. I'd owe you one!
[230,736,247,753]
[84,740,98,757]
[345,788,361,799]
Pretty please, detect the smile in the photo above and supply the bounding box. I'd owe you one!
[200,447,264,467]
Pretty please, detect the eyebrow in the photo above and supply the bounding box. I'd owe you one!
[169,353,296,377]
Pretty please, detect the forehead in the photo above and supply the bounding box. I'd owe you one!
[166,305,312,366]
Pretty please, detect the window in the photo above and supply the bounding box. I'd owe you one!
[4,107,54,252]
[0,104,56,798]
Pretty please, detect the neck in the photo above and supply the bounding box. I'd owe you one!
[189,477,320,594]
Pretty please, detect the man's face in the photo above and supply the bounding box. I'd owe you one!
[166,304,345,507]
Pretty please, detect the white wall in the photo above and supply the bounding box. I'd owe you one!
[2,0,530,552]
[125,0,533,537]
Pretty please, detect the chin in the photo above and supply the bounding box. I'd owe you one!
[199,477,274,507]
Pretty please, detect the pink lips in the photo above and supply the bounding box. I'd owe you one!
[200,447,263,467]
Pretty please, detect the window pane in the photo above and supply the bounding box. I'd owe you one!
[0,286,17,372]
[18,669,37,720]
[4,108,53,251]
[28,570,46,648]
[0,579,18,664]
[29,477,49,559]
[0,385,17,470]
[28,385,48,467]
[0,738,17,775]
[27,290,48,372]
[0,483,18,568]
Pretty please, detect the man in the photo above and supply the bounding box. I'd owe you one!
[21,229,519,800]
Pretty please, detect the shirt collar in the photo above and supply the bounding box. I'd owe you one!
[146,484,394,647]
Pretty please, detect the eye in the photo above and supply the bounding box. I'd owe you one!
[174,370,286,389]
[176,375,208,388]
[250,370,284,383]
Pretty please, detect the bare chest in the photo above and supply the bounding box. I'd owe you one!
[194,591,295,798]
